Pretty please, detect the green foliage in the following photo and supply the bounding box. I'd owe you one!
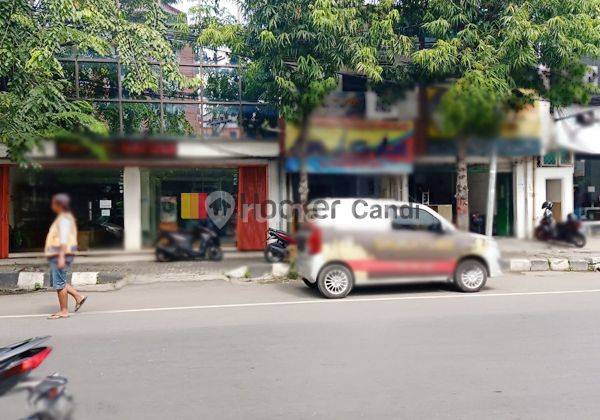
[412,0,600,138]
[196,0,406,124]
[0,0,191,163]
[94,103,193,136]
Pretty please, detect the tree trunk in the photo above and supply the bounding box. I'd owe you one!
[455,139,469,231]
[297,114,310,208]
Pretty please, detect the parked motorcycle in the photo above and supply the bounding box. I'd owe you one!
[264,228,295,263]
[535,202,586,248]
[155,225,223,262]
[1,336,73,420]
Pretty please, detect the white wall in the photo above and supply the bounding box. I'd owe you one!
[267,160,284,230]
[123,167,142,250]
[533,166,574,222]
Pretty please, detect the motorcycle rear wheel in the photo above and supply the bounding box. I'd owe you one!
[534,226,547,241]
[571,232,586,248]
[155,249,171,262]
[207,246,223,261]
[264,246,284,263]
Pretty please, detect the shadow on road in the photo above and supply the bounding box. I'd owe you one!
[277,280,498,299]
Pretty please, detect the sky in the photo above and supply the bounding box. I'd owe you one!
[174,0,241,22]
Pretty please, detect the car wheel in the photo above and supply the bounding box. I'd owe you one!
[302,278,317,288]
[454,259,487,292]
[317,264,354,299]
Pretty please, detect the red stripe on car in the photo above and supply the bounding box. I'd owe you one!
[347,259,456,275]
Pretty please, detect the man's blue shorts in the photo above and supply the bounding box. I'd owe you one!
[48,256,74,290]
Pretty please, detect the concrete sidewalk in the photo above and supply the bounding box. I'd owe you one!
[0,246,256,266]
[1,238,598,293]
[496,237,600,272]
[0,247,277,292]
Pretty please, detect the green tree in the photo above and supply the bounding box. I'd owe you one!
[410,0,600,230]
[0,0,191,163]
[197,0,409,205]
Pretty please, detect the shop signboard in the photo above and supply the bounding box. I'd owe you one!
[285,117,414,174]
[424,87,546,157]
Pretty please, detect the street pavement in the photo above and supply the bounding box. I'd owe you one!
[2,272,600,419]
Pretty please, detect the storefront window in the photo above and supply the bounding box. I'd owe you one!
[141,168,238,246]
[574,156,600,220]
[9,168,124,252]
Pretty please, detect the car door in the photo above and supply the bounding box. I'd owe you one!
[378,206,457,279]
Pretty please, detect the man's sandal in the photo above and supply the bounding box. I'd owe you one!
[47,313,69,320]
[75,296,88,312]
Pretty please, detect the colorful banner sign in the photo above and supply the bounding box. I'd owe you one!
[180,193,208,219]
[285,117,414,174]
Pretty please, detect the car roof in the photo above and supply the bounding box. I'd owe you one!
[308,198,412,207]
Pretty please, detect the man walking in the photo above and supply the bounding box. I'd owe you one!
[46,193,87,319]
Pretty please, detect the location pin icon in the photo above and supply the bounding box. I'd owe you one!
[206,191,235,229]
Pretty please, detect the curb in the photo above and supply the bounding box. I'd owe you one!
[503,257,600,273]
[0,271,124,292]
[225,263,291,283]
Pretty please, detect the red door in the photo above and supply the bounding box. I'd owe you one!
[0,165,9,259]
[236,166,268,251]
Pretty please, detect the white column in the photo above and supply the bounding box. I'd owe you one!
[561,167,574,220]
[513,160,526,239]
[401,174,409,202]
[123,167,142,250]
[267,160,282,230]
[525,158,535,238]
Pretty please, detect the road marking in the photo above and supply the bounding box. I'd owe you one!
[3,288,600,320]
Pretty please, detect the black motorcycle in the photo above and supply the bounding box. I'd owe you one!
[264,228,295,263]
[155,225,223,262]
[1,336,73,420]
[535,202,586,248]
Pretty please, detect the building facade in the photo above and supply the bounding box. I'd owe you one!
[0,24,284,257]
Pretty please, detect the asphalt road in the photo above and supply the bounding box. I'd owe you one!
[2,272,600,419]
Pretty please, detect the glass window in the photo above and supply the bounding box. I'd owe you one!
[542,152,558,166]
[60,61,77,98]
[202,105,241,139]
[122,103,162,135]
[203,67,240,102]
[78,62,118,99]
[559,150,573,165]
[163,104,200,137]
[392,208,440,232]
[241,105,278,139]
[141,168,238,246]
[163,64,200,101]
[121,65,161,100]
[9,168,124,252]
[93,102,121,134]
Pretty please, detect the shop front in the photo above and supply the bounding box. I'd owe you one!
[574,154,600,221]
[408,162,514,235]
[0,139,282,257]
[284,93,415,205]
[140,168,239,246]
[9,167,125,252]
